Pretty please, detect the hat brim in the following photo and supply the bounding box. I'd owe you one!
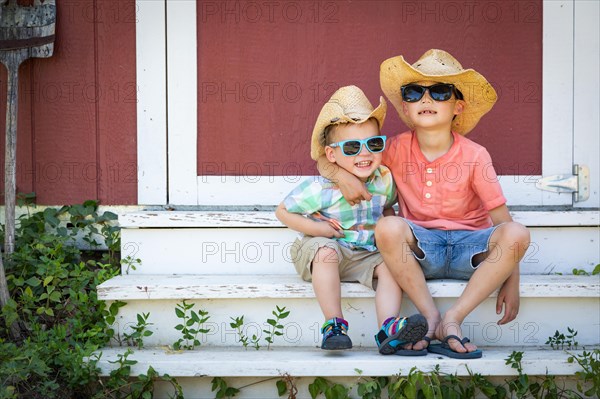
[380,55,497,135]
[310,96,387,160]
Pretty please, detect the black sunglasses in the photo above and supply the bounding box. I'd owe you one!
[401,83,458,103]
[328,136,387,156]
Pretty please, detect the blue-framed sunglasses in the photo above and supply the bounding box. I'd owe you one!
[328,135,387,156]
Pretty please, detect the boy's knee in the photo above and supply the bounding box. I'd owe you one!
[375,217,412,245]
[499,222,530,245]
[313,246,339,266]
[494,222,531,258]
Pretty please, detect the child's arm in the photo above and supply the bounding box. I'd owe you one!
[384,177,398,217]
[317,155,372,204]
[275,203,344,238]
[383,195,397,217]
[489,204,521,325]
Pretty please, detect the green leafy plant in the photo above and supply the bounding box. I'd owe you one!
[387,366,432,398]
[568,349,600,398]
[468,369,507,399]
[572,263,600,276]
[230,305,292,350]
[0,202,182,398]
[505,350,584,399]
[355,369,389,399]
[505,351,531,398]
[276,373,297,399]
[263,305,290,350]
[308,377,350,399]
[173,299,211,350]
[546,327,579,350]
[95,349,183,399]
[15,191,36,207]
[104,300,127,344]
[230,315,260,350]
[211,377,241,398]
[101,222,121,266]
[102,349,140,394]
[123,312,154,349]
[120,254,142,274]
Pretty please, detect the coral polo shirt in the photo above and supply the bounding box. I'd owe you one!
[383,131,506,231]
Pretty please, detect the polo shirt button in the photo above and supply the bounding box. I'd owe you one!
[426,168,434,173]
[425,193,432,199]
[426,181,433,187]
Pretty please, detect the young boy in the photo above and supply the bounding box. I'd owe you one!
[276,85,427,353]
[318,50,530,358]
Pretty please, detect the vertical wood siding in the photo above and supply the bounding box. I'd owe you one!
[197,1,542,177]
[0,0,137,205]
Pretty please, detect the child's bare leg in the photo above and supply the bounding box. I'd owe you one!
[437,222,530,353]
[311,246,343,319]
[375,217,440,350]
[373,263,402,326]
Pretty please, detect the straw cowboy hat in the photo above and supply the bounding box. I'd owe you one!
[380,49,497,135]
[310,85,387,160]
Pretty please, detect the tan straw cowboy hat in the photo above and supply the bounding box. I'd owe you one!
[380,49,497,135]
[310,85,387,160]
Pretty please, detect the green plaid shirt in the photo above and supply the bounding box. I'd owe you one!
[282,166,396,251]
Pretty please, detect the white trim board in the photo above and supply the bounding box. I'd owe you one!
[193,175,576,206]
[137,1,586,207]
[573,0,600,208]
[166,0,198,205]
[136,0,167,205]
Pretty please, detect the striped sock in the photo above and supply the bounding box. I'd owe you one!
[321,317,349,334]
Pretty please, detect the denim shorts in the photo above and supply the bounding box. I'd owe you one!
[403,219,500,280]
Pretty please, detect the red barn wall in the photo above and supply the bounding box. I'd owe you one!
[197,1,543,177]
[0,0,137,205]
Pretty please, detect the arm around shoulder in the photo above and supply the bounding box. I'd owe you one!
[316,155,372,204]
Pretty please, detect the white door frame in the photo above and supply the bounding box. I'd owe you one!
[573,1,599,209]
[135,0,168,205]
[135,1,597,208]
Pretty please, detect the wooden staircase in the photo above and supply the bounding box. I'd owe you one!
[95,210,600,398]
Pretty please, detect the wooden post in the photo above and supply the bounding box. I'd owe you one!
[3,50,20,255]
[0,50,20,339]
[0,0,56,340]
[0,247,19,338]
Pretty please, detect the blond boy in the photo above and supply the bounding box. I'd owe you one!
[276,86,427,353]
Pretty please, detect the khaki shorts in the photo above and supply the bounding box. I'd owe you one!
[290,236,383,289]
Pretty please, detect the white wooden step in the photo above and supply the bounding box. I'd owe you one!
[118,211,600,275]
[98,275,600,348]
[119,210,599,228]
[120,227,599,276]
[98,274,599,300]
[95,346,587,377]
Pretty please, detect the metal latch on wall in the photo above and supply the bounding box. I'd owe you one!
[536,164,590,202]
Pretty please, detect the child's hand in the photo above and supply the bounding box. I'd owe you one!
[312,221,345,239]
[338,178,372,206]
[496,271,520,325]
